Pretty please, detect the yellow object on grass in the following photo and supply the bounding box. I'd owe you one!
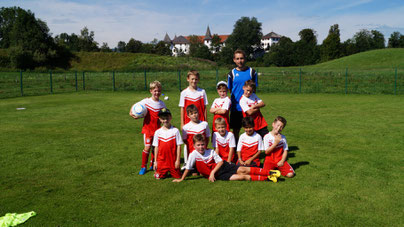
[0,211,36,227]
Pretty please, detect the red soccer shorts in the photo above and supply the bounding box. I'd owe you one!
[143,134,153,147]
[263,160,295,176]
[154,166,181,179]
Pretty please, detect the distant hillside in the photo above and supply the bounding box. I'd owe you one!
[69,52,217,71]
[308,48,404,70]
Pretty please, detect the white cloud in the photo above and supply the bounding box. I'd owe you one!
[333,0,373,11]
[2,0,404,47]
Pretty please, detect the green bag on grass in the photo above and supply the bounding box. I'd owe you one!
[0,211,36,227]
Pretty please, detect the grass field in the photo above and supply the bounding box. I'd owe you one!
[1,49,404,98]
[0,91,403,226]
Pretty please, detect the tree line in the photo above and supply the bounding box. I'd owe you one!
[188,17,404,67]
[1,7,404,70]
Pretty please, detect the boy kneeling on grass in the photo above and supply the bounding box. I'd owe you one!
[152,108,183,179]
[173,134,281,183]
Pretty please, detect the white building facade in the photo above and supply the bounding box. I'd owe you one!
[164,27,282,56]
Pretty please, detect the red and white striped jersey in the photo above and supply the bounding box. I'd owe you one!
[263,133,288,163]
[211,97,231,131]
[239,93,268,131]
[137,98,166,137]
[212,131,236,162]
[152,126,183,168]
[179,87,208,125]
[182,121,210,155]
[237,132,264,165]
[185,149,222,178]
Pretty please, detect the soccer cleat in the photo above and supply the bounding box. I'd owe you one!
[149,165,154,171]
[268,175,278,183]
[138,167,147,175]
[269,170,281,178]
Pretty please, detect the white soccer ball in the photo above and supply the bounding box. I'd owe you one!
[164,96,169,100]
[131,102,148,118]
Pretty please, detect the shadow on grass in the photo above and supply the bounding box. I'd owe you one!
[291,161,310,170]
[288,146,300,158]
[289,146,299,152]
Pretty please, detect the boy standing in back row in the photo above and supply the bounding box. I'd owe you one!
[179,70,208,130]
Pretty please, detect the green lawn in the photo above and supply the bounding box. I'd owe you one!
[0,91,403,226]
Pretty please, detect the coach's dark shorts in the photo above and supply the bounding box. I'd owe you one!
[230,110,243,130]
[216,161,240,180]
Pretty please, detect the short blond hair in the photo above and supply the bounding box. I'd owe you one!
[214,117,227,127]
[187,70,200,79]
[150,80,162,90]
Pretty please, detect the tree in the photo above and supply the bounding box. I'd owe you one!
[225,17,262,60]
[370,30,385,49]
[321,24,341,62]
[216,46,234,66]
[126,38,142,53]
[188,35,212,60]
[353,29,373,52]
[154,41,171,56]
[79,27,99,51]
[210,34,222,53]
[100,42,111,52]
[263,36,296,66]
[340,38,357,57]
[141,43,154,54]
[295,28,320,65]
[55,33,80,51]
[116,41,126,52]
[349,29,385,53]
[388,31,404,48]
[0,7,73,69]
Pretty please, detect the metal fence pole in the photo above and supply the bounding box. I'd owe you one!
[345,68,348,94]
[395,67,397,95]
[144,69,147,91]
[178,70,181,91]
[113,71,116,91]
[20,70,23,96]
[75,71,78,91]
[50,70,53,94]
[83,71,85,90]
[299,68,302,93]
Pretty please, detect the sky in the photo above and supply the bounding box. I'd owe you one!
[2,0,404,48]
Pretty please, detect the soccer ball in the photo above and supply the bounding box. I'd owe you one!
[164,96,169,100]
[131,102,148,118]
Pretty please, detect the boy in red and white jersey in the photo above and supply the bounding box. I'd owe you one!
[237,117,264,167]
[173,134,280,182]
[211,118,237,163]
[239,80,269,138]
[130,80,166,175]
[182,104,210,165]
[210,81,231,132]
[179,70,208,130]
[263,116,295,178]
[152,108,183,179]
